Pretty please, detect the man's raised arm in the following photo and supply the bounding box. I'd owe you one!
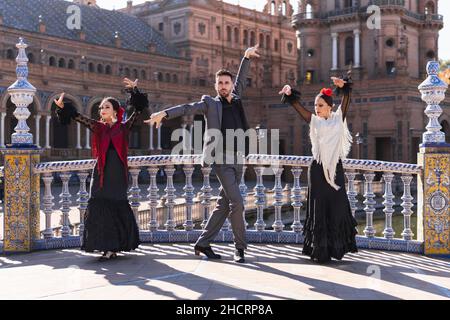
[233,44,260,97]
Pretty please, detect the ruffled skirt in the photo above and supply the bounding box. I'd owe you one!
[302,160,358,263]
[81,144,140,253]
[81,198,140,252]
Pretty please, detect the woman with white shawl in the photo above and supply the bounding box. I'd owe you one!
[279,74,358,263]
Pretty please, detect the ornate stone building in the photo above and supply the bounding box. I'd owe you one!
[122,0,299,156]
[0,0,448,164]
[0,0,298,162]
[291,0,448,163]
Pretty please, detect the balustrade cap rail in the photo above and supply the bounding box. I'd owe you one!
[31,154,422,175]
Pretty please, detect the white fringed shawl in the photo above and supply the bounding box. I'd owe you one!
[310,106,353,190]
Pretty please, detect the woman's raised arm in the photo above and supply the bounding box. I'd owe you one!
[279,85,312,124]
[54,93,97,131]
[332,72,353,121]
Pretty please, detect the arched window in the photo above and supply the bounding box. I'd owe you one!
[234,28,239,44]
[68,59,75,69]
[227,26,232,42]
[141,70,146,80]
[58,58,66,68]
[51,98,76,148]
[425,1,435,14]
[250,31,256,46]
[271,1,276,15]
[274,39,279,52]
[157,72,163,81]
[441,120,450,142]
[6,49,15,60]
[88,62,95,72]
[282,1,287,15]
[306,4,313,19]
[49,56,56,66]
[243,30,249,46]
[266,35,271,49]
[259,34,265,48]
[165,73,171,82]
[426,50,435,59]
[133,69,139,79]
[124,67,130,77]
[97,64,104,73]
[105,65,112,75]
[287,42,294,54]
[345,36,354,66]
[335,0,340,9]
[27,53,35,63]
[129,127,141,149]
[216,26,221,40]
[173,74,178,83]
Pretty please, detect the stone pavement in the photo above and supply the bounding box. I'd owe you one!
[0,244,449,300]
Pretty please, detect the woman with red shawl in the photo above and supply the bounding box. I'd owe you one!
[54,78,148,261]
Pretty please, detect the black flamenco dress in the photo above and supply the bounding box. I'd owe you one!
[303,159,358,263]
[82,140,140,253]
[56,88,148,253]
[282,83,358,263]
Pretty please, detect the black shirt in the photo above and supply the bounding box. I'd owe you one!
[220,96,245,153]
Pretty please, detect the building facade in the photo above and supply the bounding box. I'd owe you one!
[292,0,448,163]
[0,0,448,164]
[0,0,298,162]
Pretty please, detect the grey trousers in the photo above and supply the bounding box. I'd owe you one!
[195,163,247,250]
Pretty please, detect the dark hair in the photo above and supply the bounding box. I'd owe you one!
[215,69,234,80]
[316,93,333,107]
[100,97,121,112]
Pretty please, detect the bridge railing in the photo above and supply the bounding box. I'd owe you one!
[0,154,423,253]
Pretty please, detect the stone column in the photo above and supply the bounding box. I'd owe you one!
[0,112,6,148]
[331,32,338,70]
[76,122,81,149]
[417,61,450,256]
[45,115,51,149]
[85,128,90,149]
[353,29,361,68]
[34,114,41,148]
[149,123,154,150]
[157,123,162,150]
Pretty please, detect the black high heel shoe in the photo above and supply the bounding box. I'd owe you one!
[194,245,221,259]
[98,251,117,261]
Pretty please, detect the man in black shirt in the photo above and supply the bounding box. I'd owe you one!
[147,45,260,263]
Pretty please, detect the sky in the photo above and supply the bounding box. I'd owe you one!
[97,0,450,60]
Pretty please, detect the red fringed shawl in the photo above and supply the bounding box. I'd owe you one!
[91,107,128,188]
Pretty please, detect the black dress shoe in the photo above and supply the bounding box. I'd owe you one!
[194,245,221,259]
[234,249,245,263]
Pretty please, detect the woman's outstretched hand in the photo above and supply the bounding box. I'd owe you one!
[54,93,65,109]
[331,77,346,88]
[278,85,292,96]
[123,78,138,89]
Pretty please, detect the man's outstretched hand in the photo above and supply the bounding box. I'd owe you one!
[244,44,261,59]
[144,111,167,128]
[278,85,292,96]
